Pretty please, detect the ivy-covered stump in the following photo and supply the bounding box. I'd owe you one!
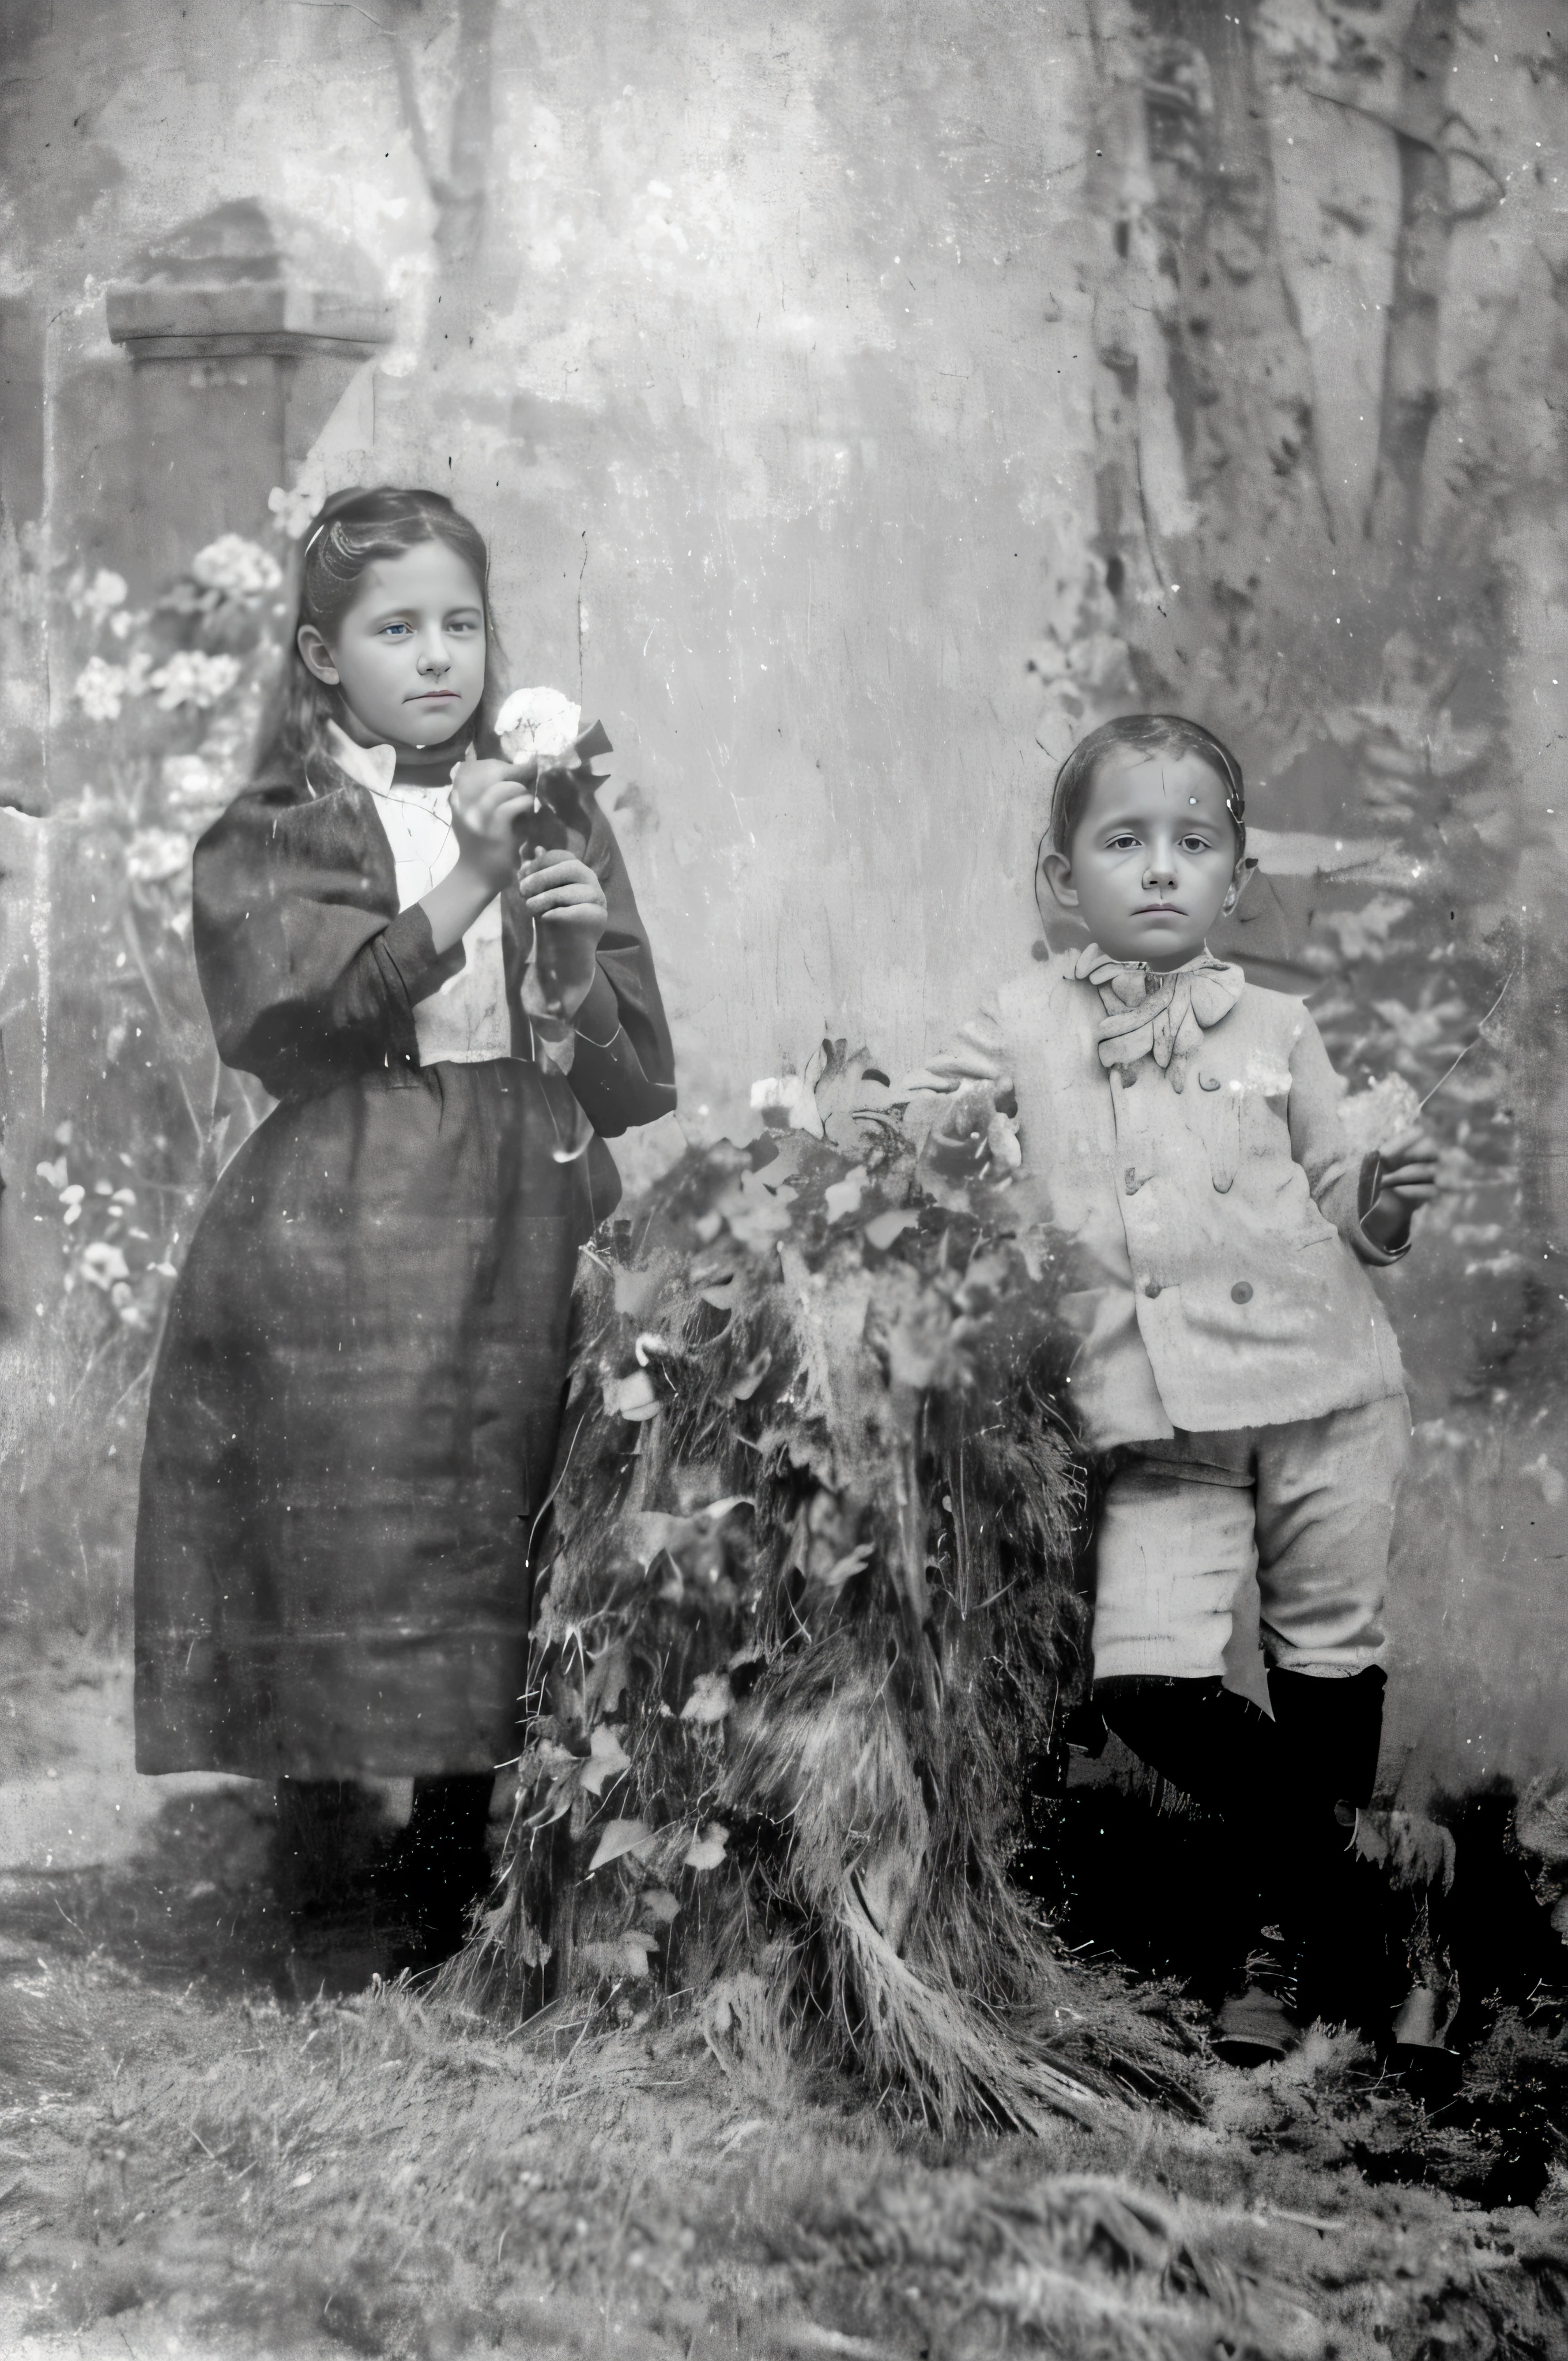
[444,1046,1193,2131]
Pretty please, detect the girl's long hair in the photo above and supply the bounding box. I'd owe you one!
[252,485,506,787]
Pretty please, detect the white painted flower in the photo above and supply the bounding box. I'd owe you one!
[161,754,226,811]
[79,1242,131,1291]
[495,686,582,766]
[148,650,242,712]
[69,568,129,625]
[748,1074,825,1137]
[267,481,325,539]
[191,534,282,597]
[74,657,129,723]
[125,828,191,885]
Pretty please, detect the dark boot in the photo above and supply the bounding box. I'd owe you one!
[1265,1668,1416,2045]
[385,1773,496,1970]
[274,1779,383,1930]
[1097,1675,1395,2055]
[1097,1678,1303,2057]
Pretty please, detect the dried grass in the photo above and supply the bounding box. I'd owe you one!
[440,1051,1192,2129]
[5,1951,1563,2361]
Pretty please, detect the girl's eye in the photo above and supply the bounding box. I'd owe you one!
[380,621,413,639]
[448,615,481,634]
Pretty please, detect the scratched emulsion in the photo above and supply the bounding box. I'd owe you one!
[0,0,1563,1794]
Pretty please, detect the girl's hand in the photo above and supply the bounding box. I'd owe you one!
[519,846,609,1020]
[1362,1125,1439,1251]
[448,754,542,895]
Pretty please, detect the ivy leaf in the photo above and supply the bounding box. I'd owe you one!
[812,1542,874,1591]
[611,1263,662,1319]
[863,1208,920,1252]
[730,1348,772,1402]
[604,1368,661,1422]
[637,1887,681,1927]
[824,1164,869,1224]
[580,1930,658,1982]
[584,1639,630,1717]
[579,1723,632,1797]
[680,1673,734,1726]
[587,1817,655,1873]
[684,1821,730,1873]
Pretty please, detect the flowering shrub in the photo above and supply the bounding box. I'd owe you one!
[43,528,291,1383]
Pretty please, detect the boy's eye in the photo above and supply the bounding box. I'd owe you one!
[379,621,413,639]
[1105,833,1139,851]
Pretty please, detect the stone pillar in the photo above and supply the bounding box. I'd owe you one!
[100,198,394,597]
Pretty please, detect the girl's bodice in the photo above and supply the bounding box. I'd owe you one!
[323,723,511,1067]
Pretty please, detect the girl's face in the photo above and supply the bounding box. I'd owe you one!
[1041,745,1243,970]
[297,540,488,754]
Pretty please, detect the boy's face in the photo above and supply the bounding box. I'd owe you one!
[1041,746,1243,971]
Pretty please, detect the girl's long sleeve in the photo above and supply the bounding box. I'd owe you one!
[193,782,462,1102]
[557,799,677,1137]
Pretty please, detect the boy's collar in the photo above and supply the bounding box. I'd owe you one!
[1073,941,1229,982]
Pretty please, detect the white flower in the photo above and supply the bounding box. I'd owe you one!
[79,1242,131,1291]
[191,534,282,597]
[125,827,192,885]
[496,686,582,766]
[74,657,130,722]
[162,754,226,811]
[69,568,129,625]
[749,1074,824,1137]
[148,650,242,712]
[267,481,325,540]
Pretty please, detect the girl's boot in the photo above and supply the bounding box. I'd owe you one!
[386,1773,496,1970]
[274,1778,382,1934]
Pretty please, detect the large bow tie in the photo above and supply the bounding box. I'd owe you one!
[1075,944,1243,1089]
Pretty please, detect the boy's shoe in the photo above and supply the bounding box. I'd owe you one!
[1215,1983,1303,2065]
[1385,1982,1464,2103]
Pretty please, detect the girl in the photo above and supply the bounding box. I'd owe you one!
[134,486,676,1962]
[906,713,1439,2062]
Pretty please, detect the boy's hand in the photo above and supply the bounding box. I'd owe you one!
[1361,1125,1438,1251]
[519,846,608,1019]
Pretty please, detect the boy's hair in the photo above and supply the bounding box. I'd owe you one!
[1049,714,1246,858]
[252,485,506,784]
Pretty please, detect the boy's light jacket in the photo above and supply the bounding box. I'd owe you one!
[906,951,1407,1449]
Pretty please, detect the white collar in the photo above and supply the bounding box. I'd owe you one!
[326,721,445,799]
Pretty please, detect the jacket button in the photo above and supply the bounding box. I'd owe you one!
[1198,1072,1222,1092]
[1231,1280,1253,1304]
[1144,1281,1162,1299]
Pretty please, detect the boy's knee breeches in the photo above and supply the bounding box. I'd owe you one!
[1089,1394,1412,1684]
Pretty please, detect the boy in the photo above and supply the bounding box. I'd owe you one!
[904,713,1438,2060]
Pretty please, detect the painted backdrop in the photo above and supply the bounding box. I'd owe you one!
[1,0,1563,1797]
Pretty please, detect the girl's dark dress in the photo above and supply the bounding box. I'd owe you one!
[133,758,674,1779]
